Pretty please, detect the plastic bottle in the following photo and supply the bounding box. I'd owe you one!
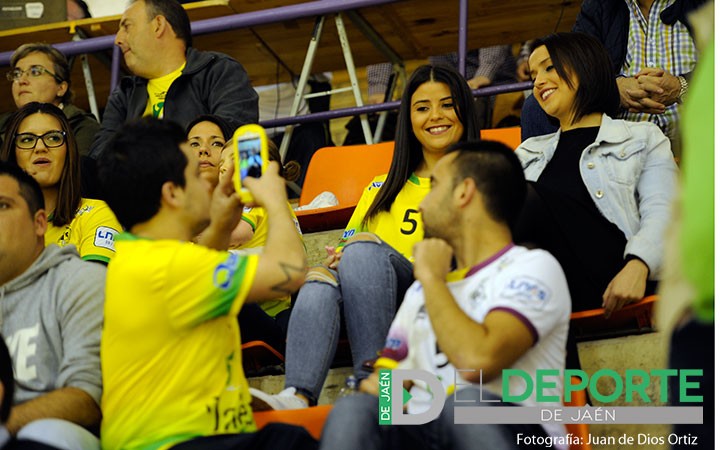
[336,375,358,399]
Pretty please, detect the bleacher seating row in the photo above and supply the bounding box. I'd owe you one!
[296,127,522,233]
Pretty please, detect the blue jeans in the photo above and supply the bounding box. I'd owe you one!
[284,239,415,403]
[319,388,549,450]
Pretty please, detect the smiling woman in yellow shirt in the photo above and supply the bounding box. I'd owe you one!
[250,65,483,411]
[0,102,121,263]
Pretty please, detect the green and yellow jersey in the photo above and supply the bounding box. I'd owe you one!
[338,173,430,261]
[101,233,259,450]
[143,63,185,119]
[45,198,121,263]
[232,203,301,317]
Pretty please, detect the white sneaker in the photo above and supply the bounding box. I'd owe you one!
[249,387,309,411]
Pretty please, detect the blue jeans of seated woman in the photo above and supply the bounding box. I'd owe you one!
[284,239,415,403]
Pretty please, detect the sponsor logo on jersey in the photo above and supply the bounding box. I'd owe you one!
[75,204,93,216]
[371,181,384,189]
[500,276,550,303]
[342,229,356,240]
[213,252,240,289]
[94,226,118,251]
[152,101,165,118]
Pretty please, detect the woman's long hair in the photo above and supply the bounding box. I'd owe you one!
[362,64,480,227]
[0,102,81,227]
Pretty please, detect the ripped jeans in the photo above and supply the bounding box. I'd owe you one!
[284,237,415,404]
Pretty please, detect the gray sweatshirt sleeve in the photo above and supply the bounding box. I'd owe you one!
[55,261,106,405]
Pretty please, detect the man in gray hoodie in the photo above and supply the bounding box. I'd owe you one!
[0,162,104,450]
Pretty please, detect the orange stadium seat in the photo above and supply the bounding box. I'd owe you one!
[480,126,522,150]
[242,340,284,376]
[295,142,394,232]
[570,295,658,342]
[253,405,333,440]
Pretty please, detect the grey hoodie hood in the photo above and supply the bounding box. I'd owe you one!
[1,245,77,297]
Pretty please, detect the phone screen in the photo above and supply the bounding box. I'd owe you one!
[237,135,263,180]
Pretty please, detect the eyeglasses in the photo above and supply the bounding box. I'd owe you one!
[6,65,63,83]
[14,131,67,150]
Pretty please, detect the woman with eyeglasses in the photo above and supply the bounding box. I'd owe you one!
[0,102,121,264]
[1,43,100,158]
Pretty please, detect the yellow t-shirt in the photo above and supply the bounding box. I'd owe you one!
[234,204,302,317]
[45,198,121,263]
[238,203,302,251]
[101,234,259,450]
[338,173,429,261]
[143,63,186,119]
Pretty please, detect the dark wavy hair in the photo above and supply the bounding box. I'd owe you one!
[530,32,620,125]
[0,102,80,227]
[362,64,480,227]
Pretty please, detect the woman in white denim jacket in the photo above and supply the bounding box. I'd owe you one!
[514,33,677,318]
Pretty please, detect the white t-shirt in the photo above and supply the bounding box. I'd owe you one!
[383,244,571,444]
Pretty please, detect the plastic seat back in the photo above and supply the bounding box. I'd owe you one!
[295,142,394,232]
[241,340,284,377]
[298,142,395,208]
[480,127,522,150]
[570,295,658,342]
[253,405,333,440]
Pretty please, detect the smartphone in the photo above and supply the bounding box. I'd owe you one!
[232,124,269,203]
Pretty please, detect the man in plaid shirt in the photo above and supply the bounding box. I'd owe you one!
[520,0,707,143]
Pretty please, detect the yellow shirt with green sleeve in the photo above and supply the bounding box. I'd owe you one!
[143,63,186,119]
[233,203,301,317]
[237,203,301,251]
[45,198,121,263]
[101,233,259,450]
[338,173,429,261]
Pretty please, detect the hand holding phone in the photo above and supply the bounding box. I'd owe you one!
[232,124,269,203]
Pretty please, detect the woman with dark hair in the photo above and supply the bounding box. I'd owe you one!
[187,118,303,354]
[213,138,303,355]
[0,103,121,264]
[1,43,99,157]
[515,32,677,315]
[251,64,481,410]
[185,114,233,187]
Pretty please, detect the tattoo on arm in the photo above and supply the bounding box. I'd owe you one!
[271,261,306,296]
